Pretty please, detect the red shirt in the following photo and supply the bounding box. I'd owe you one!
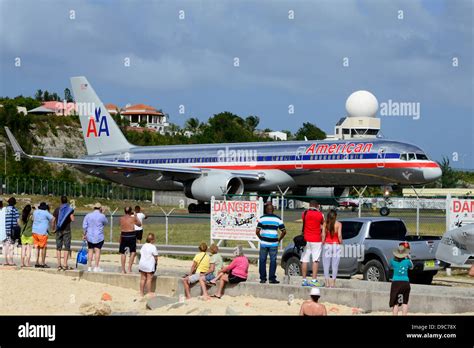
[302,209,324,242]
[324,228,341,244]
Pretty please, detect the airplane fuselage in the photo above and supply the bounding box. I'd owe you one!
[77,138,441,192]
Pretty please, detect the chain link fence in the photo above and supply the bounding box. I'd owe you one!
[0,176,152,201]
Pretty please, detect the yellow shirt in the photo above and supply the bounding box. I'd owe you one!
[193,252,210,274]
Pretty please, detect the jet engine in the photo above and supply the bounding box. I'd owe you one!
[184,172,244,201]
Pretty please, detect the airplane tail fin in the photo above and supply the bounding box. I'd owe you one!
[70,76,133,155]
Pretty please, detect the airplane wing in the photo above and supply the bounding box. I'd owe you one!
[436,224,474,265]
[4,127,263,181]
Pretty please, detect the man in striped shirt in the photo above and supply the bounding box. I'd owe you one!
[256,203,286,284]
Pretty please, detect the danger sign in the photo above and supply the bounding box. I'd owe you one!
[210,198,263,242]
[447,197,474,230]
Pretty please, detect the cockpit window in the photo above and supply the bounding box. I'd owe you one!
[400,153,408,161]
[416,153,429,160]
[408,153,416,161]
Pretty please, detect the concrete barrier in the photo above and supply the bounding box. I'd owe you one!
[287,276,474,298]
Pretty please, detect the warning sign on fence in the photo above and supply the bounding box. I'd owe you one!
[447,196,474,230]
[210,198,263,242]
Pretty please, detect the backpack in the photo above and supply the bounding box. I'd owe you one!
[56,205,74,231]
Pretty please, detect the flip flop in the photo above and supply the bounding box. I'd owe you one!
[57,266,64,271]
[211,295,221,299]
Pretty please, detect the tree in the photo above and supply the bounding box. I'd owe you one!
[244,115,260,132]
[438,157,458,188]
[64,88,73,102]
[197,112,259,143]
[282,130,293,140]
[295,122,326,140]
[43,91,50,101]
[167,123,181,135]
[51,92,60,101]
[34,89,43,101]
[184,117,201,133]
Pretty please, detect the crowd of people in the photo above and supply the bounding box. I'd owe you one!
[0,197,149,273]
[259,200,415,315]
[0,196,421,315]
[0,196,76,270]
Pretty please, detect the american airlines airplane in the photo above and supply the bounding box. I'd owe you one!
[5,77,442,212]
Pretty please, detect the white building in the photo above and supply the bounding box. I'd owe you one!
[266,131,287,141]
[0,104,28,115]
[328,90,381,140]
[120,103,170,134]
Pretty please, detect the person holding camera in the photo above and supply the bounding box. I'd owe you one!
[389,243,414,315]
[300,201,324,287]
[138,233,159,297]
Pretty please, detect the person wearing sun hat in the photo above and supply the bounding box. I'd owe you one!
[389,243,414,316]
[299,287,327,316]
[82,202,108,272]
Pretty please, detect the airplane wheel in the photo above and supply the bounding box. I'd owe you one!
[188,203,197,213]
[379,207,390,216]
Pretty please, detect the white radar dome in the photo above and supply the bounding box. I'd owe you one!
[345,90,378,118]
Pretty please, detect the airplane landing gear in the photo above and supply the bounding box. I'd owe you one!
[379,196,392,216]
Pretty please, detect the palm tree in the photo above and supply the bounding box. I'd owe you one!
[185,117,201,133]
[35,89,43,101]
[245,115,260,132]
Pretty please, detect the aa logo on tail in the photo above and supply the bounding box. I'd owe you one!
[86,107,110,137]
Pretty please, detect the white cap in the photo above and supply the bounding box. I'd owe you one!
[310,288,321,296]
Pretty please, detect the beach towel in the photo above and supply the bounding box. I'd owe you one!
[56,204,74,231]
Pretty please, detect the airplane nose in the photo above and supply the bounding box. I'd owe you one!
[423,165,442,181]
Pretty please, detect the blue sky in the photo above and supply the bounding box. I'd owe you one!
[0,0,472,168]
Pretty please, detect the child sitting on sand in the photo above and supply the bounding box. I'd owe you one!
[389,243,413,315]
[138,233,158,297]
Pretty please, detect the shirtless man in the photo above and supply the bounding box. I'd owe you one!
[119,206,141,273]
[299,288,327,316]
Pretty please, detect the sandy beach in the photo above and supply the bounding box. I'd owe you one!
[0,268,362,315]
[1,268,473,316]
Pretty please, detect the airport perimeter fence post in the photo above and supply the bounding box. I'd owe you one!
[159,207,175,245]
[353,186,367,218]
[109,208,118,242]
[410,186,424,236]
[277,186,290,251]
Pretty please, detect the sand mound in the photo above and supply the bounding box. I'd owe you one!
[79,302,112,316]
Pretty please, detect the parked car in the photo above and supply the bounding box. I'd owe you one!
[281,217,443,284]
